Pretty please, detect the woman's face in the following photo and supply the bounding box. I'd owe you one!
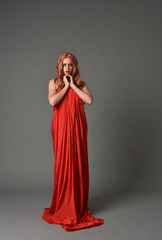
[62,57,73,75]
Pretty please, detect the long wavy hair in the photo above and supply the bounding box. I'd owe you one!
[54,52,85,90]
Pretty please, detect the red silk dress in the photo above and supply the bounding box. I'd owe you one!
[41,85,104,231]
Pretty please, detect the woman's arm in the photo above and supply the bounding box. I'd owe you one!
[72,81,93,105]
[48,80,69,106]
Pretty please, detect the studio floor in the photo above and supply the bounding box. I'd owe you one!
[1,191,161,240]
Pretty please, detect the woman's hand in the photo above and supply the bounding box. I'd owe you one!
[63,75,70,87]
[66,75,75,89]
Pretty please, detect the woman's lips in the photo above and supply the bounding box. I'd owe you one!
[66,71,70,73]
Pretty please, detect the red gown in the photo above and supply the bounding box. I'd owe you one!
[41,85,104,231]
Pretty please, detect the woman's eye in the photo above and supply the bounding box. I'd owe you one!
[63,63,72,67]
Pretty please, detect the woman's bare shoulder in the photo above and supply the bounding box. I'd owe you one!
[78,80,86,89]
[49,79,56,85]
[79,80,88,90]
[49,79,59,91]
[81,80,86,85]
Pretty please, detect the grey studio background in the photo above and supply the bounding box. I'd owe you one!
[1,0,162,240]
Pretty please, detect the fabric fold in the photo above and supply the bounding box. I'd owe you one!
[41,86,104,231]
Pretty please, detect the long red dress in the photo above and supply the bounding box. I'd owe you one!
[41,85,104,231]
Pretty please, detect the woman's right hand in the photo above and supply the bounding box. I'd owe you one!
[63,75,70,87]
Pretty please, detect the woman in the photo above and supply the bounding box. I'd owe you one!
[41,52,104,231]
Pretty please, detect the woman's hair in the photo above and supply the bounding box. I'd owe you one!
[54,52,85,89]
